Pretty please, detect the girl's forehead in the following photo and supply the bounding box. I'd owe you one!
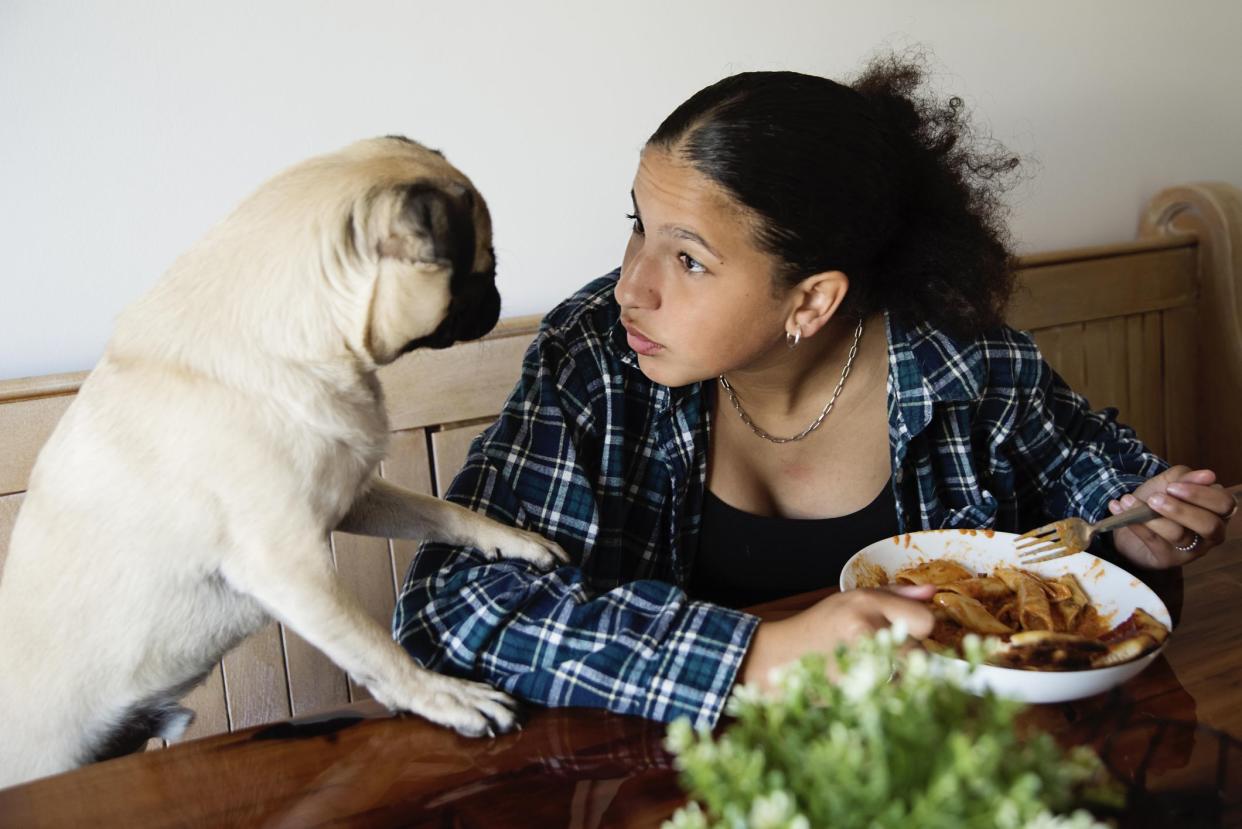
[634,149,752,225]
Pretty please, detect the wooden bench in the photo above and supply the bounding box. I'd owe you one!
[1,182,1239,748]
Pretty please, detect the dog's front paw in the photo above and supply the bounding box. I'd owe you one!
[380,673,521,738]
[478,525,570,569]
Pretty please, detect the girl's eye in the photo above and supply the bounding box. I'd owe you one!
[678,252,706,274]
[625,212,645,235]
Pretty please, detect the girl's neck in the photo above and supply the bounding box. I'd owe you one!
[720,312,886,421]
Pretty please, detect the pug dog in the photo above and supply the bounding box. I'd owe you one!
[0,136,567,788]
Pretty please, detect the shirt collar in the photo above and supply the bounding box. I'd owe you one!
[607,309,638,369]
[886,312,984,440]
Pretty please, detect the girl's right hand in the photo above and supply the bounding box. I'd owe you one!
[738,584,936,690]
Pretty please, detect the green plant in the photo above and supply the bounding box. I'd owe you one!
[664,627,1121,829]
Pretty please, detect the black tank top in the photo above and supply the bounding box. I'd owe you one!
[687,482,899,609]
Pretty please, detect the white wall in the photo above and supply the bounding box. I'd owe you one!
[2,1,1239,380]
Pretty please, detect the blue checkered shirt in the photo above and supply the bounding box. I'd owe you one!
[392,271,1166,728]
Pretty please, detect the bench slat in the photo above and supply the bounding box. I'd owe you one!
[0,492,22,575]
[1161,305,1202,467]
[333,530,395,703]
[382,429,436,593]
[1030,323,1087,392]
[174,665,230,744]
[1125,311,1166,460]
[431,425,489,497]
[221,624,292,729]
[0,395,74,497]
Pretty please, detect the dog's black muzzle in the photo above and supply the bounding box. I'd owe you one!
[401,269,501,353]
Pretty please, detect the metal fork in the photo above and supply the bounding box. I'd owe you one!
[1016,491,1242,563]
[1016,502,1156,563]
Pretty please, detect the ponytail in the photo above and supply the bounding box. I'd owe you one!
[852,55,1020,335]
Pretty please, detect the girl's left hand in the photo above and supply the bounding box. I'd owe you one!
[1110,466,1237,569]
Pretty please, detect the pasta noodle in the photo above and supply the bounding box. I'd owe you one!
[865,558,1169,671]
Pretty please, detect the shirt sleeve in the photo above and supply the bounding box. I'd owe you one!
[391,327,757,729]
[1004,330,1169,524]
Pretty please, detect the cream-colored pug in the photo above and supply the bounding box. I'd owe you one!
[0,136,567,788]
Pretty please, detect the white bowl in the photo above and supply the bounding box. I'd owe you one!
[839,529,1173,704]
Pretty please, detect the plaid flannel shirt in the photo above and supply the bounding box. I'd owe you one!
[392,270,1167,728]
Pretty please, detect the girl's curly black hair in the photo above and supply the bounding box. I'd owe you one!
[647,53,1021,339]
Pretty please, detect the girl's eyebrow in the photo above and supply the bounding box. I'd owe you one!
[665,227,722,261]
[630,190,724,262]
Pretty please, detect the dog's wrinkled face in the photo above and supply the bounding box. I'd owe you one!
[388,181,500,354]
[352,136,500,365]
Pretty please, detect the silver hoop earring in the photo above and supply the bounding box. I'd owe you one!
[786,327,802,350]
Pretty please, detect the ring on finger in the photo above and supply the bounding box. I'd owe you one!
[1223,500,1239,522]
[1174,532,1202,553]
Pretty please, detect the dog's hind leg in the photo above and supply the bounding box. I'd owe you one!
[220,538,518,737]
[88,699,195,763]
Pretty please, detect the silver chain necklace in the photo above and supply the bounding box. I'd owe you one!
[717,317,864,444]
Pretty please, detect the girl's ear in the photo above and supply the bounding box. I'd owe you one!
[786,270,849,338]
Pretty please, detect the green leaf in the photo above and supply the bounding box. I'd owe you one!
[663,631,1121,829]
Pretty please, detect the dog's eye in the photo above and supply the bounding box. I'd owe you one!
[625,212,645,235]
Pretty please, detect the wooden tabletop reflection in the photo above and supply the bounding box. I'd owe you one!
[3,532,1241,827]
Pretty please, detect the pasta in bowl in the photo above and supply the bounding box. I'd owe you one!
[839,529,1173,703]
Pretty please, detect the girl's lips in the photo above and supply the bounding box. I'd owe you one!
[624,324,664,356]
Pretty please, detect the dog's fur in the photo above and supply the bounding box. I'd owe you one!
[0,137,567,788]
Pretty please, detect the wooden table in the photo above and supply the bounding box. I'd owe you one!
[3,534,1241,828]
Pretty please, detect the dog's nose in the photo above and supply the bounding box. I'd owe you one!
[451,274,500,342]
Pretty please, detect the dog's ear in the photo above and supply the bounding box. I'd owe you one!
[366,181,481,367]
[379,182,476,277]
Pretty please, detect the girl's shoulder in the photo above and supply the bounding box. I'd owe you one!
[540,270,622,341]
[893,315,1048,403]
[504,270,637,403]
[528,270,630,373]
